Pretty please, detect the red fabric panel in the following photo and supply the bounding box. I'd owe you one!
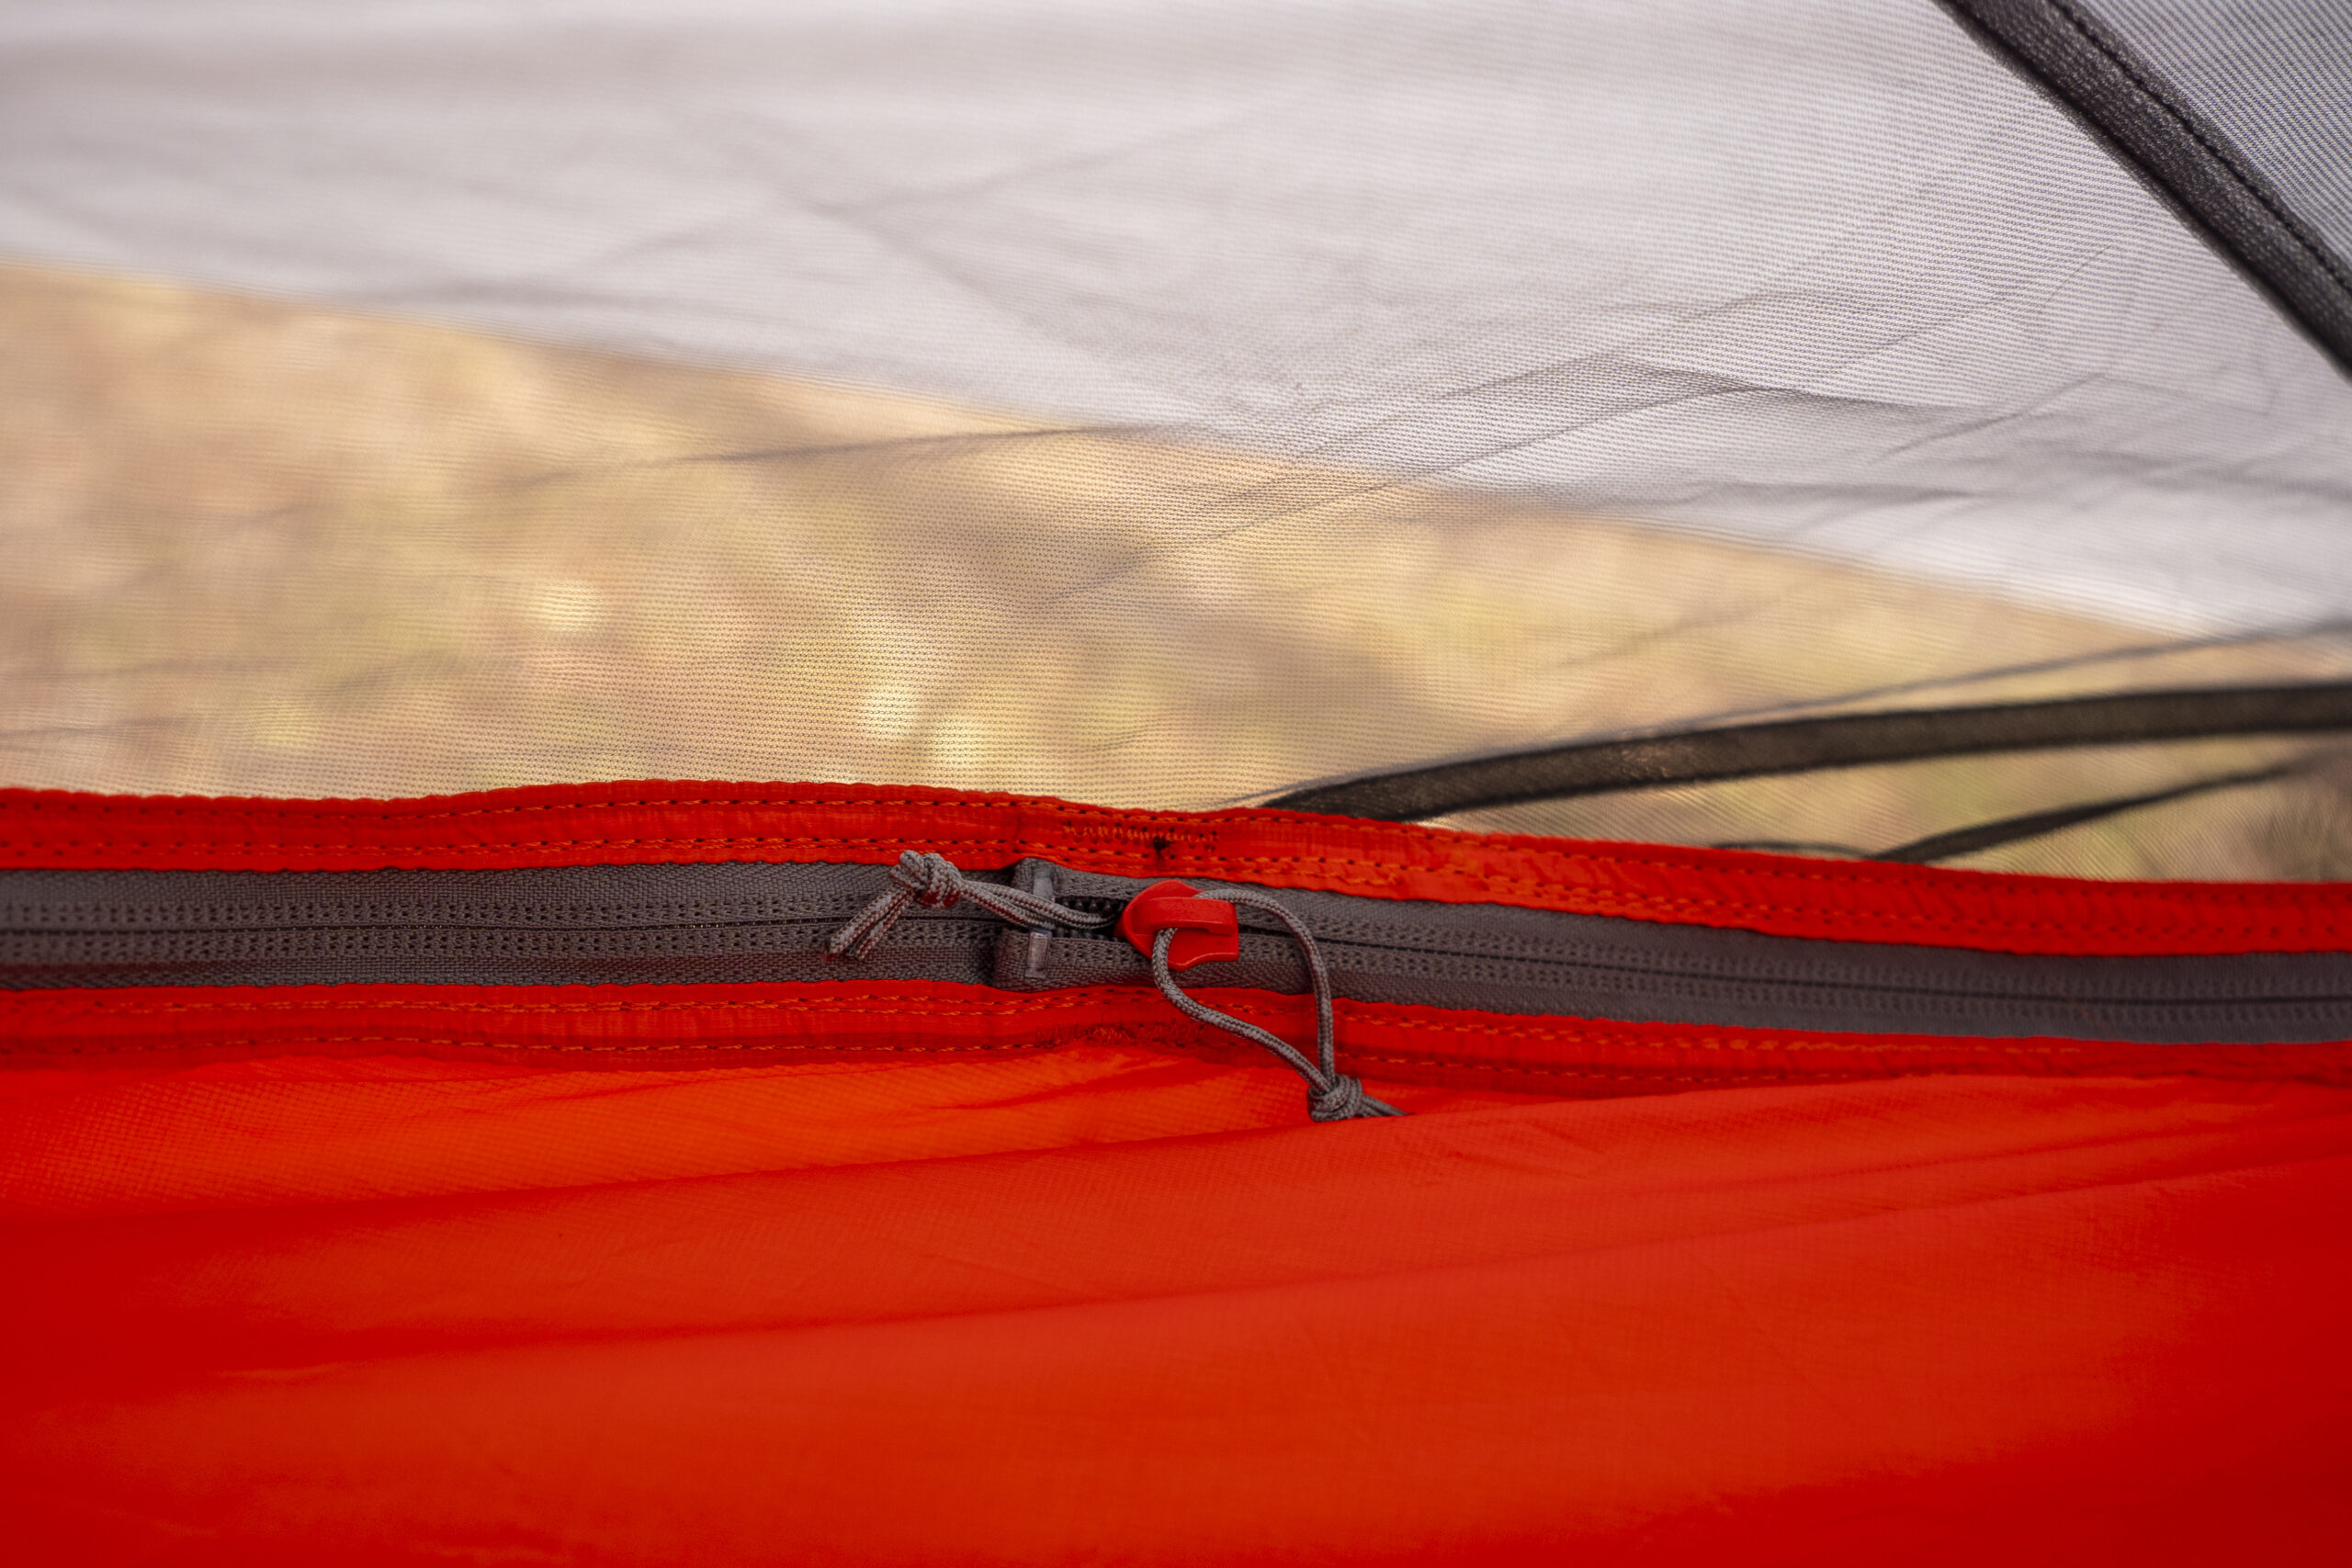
[6,784,2348,1560]
[2,1055,2346,1563]
[8,979,2352,1093]
[6,779,2352,953]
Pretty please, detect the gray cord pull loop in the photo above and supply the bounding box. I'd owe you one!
[829,854,1400,1123]
[828,850,1110,960]
[1145,895,1402,1122]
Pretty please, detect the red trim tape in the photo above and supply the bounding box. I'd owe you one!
[5,980,2346,1091]
[4,778,2351,954]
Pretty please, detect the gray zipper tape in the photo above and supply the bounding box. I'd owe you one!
[5,859,2352,1045]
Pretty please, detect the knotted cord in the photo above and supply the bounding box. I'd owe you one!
[1145,891,1400,1122]
[829,852,1400,1122]
[827,850,1111,960]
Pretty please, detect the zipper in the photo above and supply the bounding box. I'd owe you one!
[6,857,2352,1045]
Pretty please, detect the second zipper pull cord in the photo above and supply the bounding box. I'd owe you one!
[1137,888,1400,1122]
[830,853,1400,1122]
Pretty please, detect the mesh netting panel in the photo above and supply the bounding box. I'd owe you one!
[6,1,2352,875]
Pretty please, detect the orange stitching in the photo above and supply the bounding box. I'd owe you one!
[24,1036,2310,1093]
[13,1036,1056,1056]
[0,1038,1871,1080]
[7,788,2350,949]
[4,788,2340,906]
[3,784,2339,894]
[1341,1059,1879,1083]
[6,826,2338,908]
[2,987,2135,1057]
[0,833,2336,942]
[0,794,968,821]
[1330,1020,2080,1055]
[2,991,1144,1020]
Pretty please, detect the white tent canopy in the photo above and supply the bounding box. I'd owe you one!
[8,0,2352,627]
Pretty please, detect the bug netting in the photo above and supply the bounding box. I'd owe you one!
[8,0,2352,876]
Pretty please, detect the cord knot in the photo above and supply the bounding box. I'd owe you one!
[829,852,1402,1126]
[1306,1072,1378,1122]
[1144,901,1402,1124]
[830,851,1111,962]
[889,850,966,908]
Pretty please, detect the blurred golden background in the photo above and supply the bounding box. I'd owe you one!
[8,262,2352,878]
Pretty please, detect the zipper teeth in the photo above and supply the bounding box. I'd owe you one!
[24,901,2268,1007]
[0,880,2336,992]
[6,862,2352,1045]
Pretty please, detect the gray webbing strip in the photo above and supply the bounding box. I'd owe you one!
[1264,682,2352,821]
[11,860,2352,1046]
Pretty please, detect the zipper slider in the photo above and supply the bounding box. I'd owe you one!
[1114,880,1241,969]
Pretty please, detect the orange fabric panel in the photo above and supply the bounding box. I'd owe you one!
[3,1053,2347,1563]
[0,1044,1539,1220]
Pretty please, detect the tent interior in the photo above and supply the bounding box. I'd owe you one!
[5,1,2352,1562]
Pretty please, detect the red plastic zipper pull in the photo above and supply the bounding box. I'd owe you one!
[1116,880,1241,970]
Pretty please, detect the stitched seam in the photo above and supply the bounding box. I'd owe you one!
[5,830,2340,927]
[15,997,2342,1071]
[1332,1018,2080,1055]
[2041,0,2352,293]
[0,794,959,821]
[2,993,1137,1019]
[12,1036,1052,1056]
[1,788,2335,903]
[15,1035,2318,1083]
[9,794,2349,950]
[0,988,2163,1055]
[7,791,2344,901]
[0,1038,1883,1079]
[24,1035,2314,1091]
[1345,1055,1973,1081]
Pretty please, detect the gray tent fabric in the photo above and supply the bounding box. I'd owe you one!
[6,0,2352,630]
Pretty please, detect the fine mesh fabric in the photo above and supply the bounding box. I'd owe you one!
[2091,0,2352,270]
[7,0,2352,877]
